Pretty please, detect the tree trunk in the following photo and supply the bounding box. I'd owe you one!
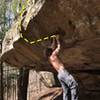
[0,39,4,100]
[17,67,29,100]
[0,61,4,100]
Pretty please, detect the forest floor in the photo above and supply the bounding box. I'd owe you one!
[31,87,63,100]
[31,87,100,100]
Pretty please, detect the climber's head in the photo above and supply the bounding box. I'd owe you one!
[45,48,53,58]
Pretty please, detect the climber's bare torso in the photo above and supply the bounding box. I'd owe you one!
[49,54,63,71]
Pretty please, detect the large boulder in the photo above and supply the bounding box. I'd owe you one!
[1,0,100,70]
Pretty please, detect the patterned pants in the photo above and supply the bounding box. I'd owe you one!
[57,67,78,100]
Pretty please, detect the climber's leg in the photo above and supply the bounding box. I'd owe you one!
[71,85,78,100]
[57,78,69,100]
[57,67,78,100]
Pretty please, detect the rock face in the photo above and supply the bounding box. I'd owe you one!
[1,0,100,99]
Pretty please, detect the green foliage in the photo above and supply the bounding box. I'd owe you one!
[11,0,19,16]
[0,0,8,39]
[0,0,28,39]
[11,0,28,17]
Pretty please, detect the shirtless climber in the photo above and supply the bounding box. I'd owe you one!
[45,35,78,100]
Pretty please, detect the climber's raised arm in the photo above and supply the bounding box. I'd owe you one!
[50,37,56,50]
[52,35,60,55]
